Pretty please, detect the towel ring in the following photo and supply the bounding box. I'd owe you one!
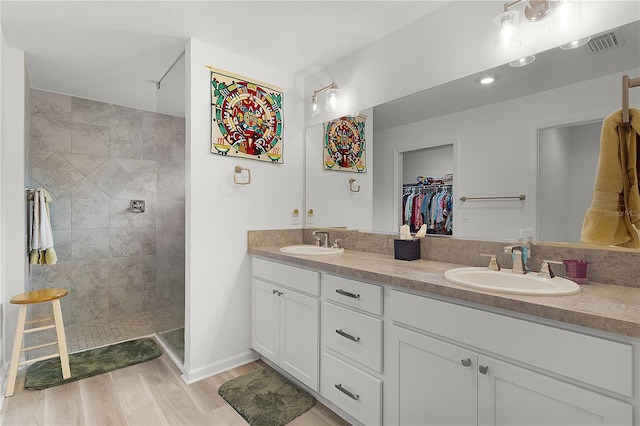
[348,178,360,193]
[233,166,251,185]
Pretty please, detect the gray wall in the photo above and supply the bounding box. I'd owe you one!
[28,89,184,326]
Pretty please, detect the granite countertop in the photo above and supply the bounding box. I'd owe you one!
[249,246,640,339]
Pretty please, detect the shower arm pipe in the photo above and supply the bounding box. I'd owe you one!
[156,50,185,90]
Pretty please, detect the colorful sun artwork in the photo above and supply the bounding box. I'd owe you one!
[323,114,366,172]
[210,68,284,163]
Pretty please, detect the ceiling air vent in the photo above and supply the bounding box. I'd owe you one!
[587,29,625,54]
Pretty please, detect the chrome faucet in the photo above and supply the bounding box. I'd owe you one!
[504,245,526,274]
[312,230,330,247]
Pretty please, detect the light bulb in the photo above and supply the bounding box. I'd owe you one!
[326,87,339,111]
[494,10,521,49]
[501,21,515,45]
[310,94,319,117]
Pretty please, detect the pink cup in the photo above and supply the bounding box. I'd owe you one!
[563,260,589,284]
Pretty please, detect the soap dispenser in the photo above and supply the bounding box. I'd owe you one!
[516,228,531,272]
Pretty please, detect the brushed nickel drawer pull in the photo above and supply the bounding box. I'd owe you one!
[335,383,359,400]
[336,289,360,299]
[335,329,360,342]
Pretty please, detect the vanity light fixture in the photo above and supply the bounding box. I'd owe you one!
[509,55,536,67]
[310,82,339,117]
[493,0,583,49]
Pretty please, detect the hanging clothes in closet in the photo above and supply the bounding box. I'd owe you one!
[402,184,453,235]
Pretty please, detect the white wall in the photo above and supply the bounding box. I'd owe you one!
[184,39,304,382]
[0,22,4,403]
[373,68,640,242]
[1,32,27,394]
[305,108,373,229]
[567,121,601,241]
[538,126,572,241]
[305,1,639,127]
[403,145,453,185]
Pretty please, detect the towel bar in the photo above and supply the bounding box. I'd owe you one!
[460,194,525,201]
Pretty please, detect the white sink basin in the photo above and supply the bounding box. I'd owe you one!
[280,245,344,255]
[444,267,580,296]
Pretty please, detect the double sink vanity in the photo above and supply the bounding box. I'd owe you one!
[248,228,640,426]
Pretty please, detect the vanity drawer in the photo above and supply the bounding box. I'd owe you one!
[390,289,634,397]
[321,352,382,426]
[323,302,383,372]
[252,258,319,296]
[324,274,382,315]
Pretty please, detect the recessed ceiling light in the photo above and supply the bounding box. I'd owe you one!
[479,76,496,85]
[509,55,536,67]
[559,36,591,50]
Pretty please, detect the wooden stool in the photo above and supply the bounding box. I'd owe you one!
[5,288,71,397]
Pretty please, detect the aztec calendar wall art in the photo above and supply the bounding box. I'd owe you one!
[323,114,366,172]
[210,67,284,163]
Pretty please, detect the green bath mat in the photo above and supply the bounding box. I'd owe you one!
[219,367,315,426]
[25,337,162,390]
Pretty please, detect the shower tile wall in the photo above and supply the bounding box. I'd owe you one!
[29,89,185,326]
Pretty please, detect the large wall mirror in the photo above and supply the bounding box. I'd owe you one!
[305,20,640,245]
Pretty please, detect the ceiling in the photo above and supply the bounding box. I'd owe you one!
[374,20,640,131]
[1,1,447,115]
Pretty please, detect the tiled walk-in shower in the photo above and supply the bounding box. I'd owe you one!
[25,88,186,363]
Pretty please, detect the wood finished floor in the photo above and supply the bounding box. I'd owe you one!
[1,352,349,426]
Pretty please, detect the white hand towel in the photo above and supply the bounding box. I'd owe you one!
[38,189,54,250]
[31,191,41,251]
[29,188,57,265]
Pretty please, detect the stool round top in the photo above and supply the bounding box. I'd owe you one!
[10,288,68,304]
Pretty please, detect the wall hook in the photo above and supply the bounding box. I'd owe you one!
[233,166,251,185]
[348,178,360,193]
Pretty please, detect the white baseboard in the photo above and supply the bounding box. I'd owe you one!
[180,350,259,384]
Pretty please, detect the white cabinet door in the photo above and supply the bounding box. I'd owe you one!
[392,326,477,426]
[280,287,319,391]
[477,355,633,426]
[251,278,280,363]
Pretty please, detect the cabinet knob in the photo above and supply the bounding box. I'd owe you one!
[460,358,472,367]
[479,364,489,375]
[272,289,278,295]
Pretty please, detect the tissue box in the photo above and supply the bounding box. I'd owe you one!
[394,239,420,261]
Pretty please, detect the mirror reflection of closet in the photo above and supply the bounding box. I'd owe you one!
[538,120,602,243]
[401,144,454,234]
